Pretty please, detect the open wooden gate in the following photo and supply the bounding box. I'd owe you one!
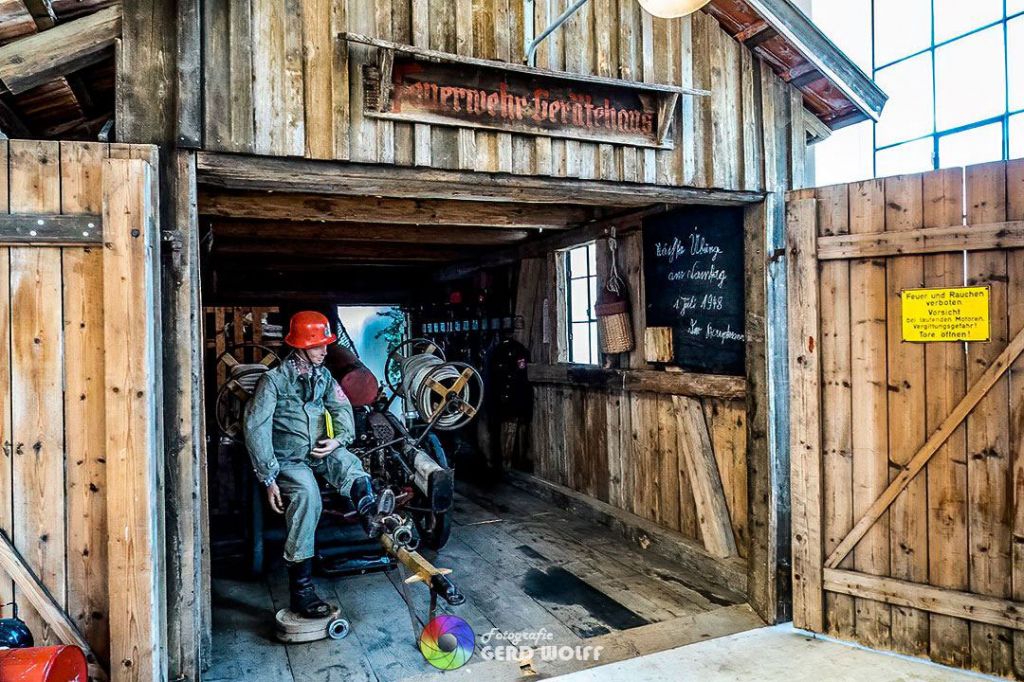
[0,140,163,681]
[786,159,1024,677]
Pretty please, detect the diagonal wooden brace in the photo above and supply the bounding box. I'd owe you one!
[0,531,108,681]
[825,325,1024,569]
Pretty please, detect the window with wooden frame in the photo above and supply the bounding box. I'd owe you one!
[564,243,599,365]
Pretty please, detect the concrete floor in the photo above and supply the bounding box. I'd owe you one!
[551,625,1000,682]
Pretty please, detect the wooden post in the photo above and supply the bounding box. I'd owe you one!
[785,197,824,632]
[119,6,208,675]
[163,151,205,680]
[103,158,165,682]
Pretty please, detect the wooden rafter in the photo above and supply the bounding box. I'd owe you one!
[0,5,121,94]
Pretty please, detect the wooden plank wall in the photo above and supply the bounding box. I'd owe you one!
[0,140,160,676]
[787,159,1024,679]
[513,42,806,564]
[200,0,812,192]
[528,385,749,557]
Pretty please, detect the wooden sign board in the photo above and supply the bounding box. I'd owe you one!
[901,286,990,342]
[353,35,685,149]
[643,207,746,375]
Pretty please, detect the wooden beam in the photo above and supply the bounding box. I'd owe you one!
[214,239,481,262]
[22,0,57,30]
[175,0,202,147]
[199,190,585,229]
[824,569,1024,632]
[825,322,1024,570]
[674,396,739,559]
[785,197,824,632]
[0,213,101,245]
[163,152,203,682]
[0,532,108,681]
[816,220,1024,260]
[116,0,176,144]
[211,220,532,245]
[0,5,121,94]
[526,363,747,399]
[196,152,766,207]
[734,20,770,43]
[102,158,164,682]
[803,108,832,146]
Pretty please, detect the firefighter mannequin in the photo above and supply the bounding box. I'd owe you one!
[244,311,395,619]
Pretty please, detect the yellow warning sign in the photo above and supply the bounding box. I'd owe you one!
[901,286,990,342]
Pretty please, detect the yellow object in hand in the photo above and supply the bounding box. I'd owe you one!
[324,410,334,439]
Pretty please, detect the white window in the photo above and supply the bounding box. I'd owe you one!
[812,0,1024,184]
[564,243,599,365]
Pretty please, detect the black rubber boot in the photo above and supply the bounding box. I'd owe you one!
[351,478,395,538]
[287,558,333,618]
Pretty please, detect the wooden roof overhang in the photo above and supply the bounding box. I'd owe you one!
[196,151,764,300]
[706,0,887,129]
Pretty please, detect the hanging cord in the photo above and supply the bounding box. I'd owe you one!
[606,227,626,295]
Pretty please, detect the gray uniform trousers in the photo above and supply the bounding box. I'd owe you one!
[276,448,370,563]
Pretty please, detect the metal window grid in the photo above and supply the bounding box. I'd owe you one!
[870,1,1024,173]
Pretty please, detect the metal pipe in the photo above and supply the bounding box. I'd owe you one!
[525,0,591,67]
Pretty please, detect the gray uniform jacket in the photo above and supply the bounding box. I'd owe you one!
[243,354,356,485]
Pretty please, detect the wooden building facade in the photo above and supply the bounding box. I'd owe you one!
[0,1,892,681]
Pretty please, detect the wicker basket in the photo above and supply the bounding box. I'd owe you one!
[596,298,635,354]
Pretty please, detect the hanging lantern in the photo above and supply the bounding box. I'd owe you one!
[636,0,712,19]
[595,228,635,355]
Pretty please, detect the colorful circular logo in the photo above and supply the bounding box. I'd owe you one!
[419,615,474,670]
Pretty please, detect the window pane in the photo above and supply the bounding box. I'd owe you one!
[938,122,1004,168]
[876,138,934,177]
[570,278,590,322]
[935,27,1006,131]
[813,120,874,186]
[589,277,597,320]
[1011,17,1024,111]
[1012,0,1024,16]
[875,54,934,146]
[810,0,873,73]
[934,0,1003,43]
[874,0,931,66]
[1012,113,1024,159]
[568,246,588,276]
[589,322,599,364]
[571,323,591,363]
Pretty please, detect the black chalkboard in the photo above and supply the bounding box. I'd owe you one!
[642,206,746,375]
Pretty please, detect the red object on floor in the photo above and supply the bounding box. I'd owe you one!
[0,646,88,681]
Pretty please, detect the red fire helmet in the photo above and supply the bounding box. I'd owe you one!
[285,311,337,349]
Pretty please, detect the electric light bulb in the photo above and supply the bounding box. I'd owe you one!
[636,0,713,19]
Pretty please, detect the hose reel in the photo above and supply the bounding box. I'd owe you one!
[385,338,483,431]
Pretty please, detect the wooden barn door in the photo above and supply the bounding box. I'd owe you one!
[0,140,163,682]
[786,159,1024,677]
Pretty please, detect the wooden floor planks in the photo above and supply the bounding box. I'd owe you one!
[209,483,753,682]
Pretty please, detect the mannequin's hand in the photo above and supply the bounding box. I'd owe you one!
[266,482,284,514]
[311,438,341,459]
